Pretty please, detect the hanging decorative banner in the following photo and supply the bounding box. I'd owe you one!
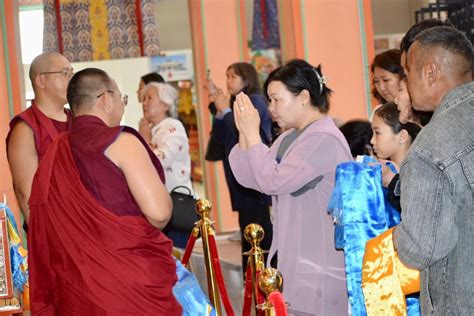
[43,0,160,62]
[251,0,280,50]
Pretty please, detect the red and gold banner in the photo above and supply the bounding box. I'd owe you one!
[43,0,160,62]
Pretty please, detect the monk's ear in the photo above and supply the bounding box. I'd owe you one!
[34,74,46,90]
[99,93,113,113]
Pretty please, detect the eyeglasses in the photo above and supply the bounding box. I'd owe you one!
[97,90,128,106]
[40,68,74,79]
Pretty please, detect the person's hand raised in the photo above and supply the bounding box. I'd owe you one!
[204,77,218,103]
[214,89,230,113]
[234,92,261,147]
[379,159,399,187]
[138,118,152,144]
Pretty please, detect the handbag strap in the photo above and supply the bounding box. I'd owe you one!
[171,186,193,196]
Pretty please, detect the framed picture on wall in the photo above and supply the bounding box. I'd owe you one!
[150,49,194,82]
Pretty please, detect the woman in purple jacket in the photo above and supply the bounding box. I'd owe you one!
[229,59,352,315]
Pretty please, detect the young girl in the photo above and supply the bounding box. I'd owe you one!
[329,102,421,315]
[371,102,421,174]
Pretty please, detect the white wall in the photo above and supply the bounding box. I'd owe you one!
[371,0,431,35]
[23,57,151,129]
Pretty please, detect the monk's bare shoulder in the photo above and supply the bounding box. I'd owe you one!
[105,131,148,166]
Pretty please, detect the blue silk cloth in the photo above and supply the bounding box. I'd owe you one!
[328,158,420,316]
[173,259,216,316]
[0,203,28,292]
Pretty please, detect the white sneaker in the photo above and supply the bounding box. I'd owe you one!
[227,230,241,242]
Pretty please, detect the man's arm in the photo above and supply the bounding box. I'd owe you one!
[394,152,458,270]
[106,132,172,229]
[7,121,38,224]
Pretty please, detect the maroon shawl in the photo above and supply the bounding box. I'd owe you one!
[28,133,181,315]
[6,101,72,160]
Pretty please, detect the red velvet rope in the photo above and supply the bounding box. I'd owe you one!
[181,233,197,266]
[268,291,287,316]
[242,264,253,316]
[54,0,64,54]
[243,260,267,315]
[208,235,235,316]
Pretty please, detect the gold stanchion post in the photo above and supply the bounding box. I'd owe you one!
[195,199,222,315]
[257,268,284,316]
[243,223,266,314]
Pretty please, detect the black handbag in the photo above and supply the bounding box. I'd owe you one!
[167,186,199,232]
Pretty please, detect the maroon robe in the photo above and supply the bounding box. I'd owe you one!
[28,129,181,315]
[6,101,72,160]
[68,115,165,217]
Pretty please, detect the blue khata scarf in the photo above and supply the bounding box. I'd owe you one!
[328,157,420,316]
[173,259,216,315]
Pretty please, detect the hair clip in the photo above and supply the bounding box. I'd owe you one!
[313,68,327,95]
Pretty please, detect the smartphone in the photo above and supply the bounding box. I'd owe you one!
[206,69,217,94]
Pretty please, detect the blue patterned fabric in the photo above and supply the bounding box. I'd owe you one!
[173,259,216,316]
[252,0,280,50]
[43,0,160,62]
[0,203,28,292]
[328,158,420,316]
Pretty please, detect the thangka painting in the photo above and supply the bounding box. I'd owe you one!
[250,49,281,87]
[0,210,12,298]
[43,0,160,62]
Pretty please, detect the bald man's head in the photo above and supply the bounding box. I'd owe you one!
[405,26,473,110]
[415,26,473,79]
[30,53,67,80]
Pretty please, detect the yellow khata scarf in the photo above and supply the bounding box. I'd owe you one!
[362,228,420,315]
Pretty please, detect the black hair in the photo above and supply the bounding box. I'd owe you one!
[374,103,421,142]
[67,68,113,115]
[415,26,473,76]
[400,18,454,54]
[339,120,373,157]
[141,72,165,84]
[263,59,332,113]
[412,109,433,127]
[227,62,261,95]
[370,49,404,103]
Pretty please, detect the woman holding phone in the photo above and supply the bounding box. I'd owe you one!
[205,63,273,274]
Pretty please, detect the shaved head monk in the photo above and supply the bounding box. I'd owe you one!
[27,68,181,315]
[7,52,73,224]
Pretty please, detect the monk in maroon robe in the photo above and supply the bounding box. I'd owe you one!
[28,68,181,315]
[7,52,73,224]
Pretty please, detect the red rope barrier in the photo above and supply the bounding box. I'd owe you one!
[268,291,287,316]
[208,235,235,316]
[181,231,197,266]
[242,264,253,316]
